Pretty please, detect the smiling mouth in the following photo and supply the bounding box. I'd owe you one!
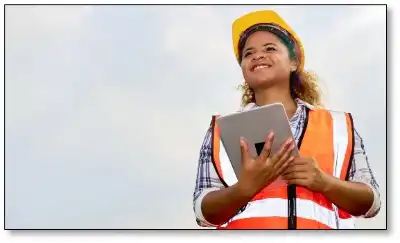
[252,64,272,71]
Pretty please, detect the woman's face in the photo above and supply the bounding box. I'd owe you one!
[240,31,296,90]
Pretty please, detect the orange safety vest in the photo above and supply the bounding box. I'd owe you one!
[210,107,355,229]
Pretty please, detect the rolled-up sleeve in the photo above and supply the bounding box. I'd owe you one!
[193,126,225,227]
[347,128,381,218]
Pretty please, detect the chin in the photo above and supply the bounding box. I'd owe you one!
[247,77,275,89]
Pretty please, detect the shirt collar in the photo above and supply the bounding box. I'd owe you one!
[241,98,316,111]
[295,98,315,110]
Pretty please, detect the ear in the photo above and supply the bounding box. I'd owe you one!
[290,59,298,72]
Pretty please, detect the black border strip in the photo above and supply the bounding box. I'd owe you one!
[210,116,229,188]
[288,107,310,229]
[297,107,310,149]
[345,113,356,180]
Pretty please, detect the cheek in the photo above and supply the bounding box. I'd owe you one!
[240,62,250,77]
[276,56,292,71]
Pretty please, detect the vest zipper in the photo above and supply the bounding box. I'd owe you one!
[288,106,309,229]
[288,184,297,229]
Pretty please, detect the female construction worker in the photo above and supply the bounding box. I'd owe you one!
[192,10,381,229]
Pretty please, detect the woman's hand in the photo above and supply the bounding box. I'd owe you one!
[281,157,329,192]
[281,157,377,217]
[237,132,296,197]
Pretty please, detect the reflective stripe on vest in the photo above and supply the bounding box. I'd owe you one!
[210,108,355,229]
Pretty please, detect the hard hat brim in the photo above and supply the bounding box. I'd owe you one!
[232,10,305,71]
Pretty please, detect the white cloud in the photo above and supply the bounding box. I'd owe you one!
[5,5,386,229]
[6,5,92,35]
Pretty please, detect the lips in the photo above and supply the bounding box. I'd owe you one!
[251,63,272,71]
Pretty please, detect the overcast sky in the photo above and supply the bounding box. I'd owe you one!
[5,5,386,229]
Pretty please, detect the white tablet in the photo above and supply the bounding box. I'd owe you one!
[216,103,300,179]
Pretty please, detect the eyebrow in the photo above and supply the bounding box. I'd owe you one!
[243,43,278,54]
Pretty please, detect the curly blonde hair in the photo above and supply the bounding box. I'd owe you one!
[238,70,323,108]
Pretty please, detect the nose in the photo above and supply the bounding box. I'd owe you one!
[252,52,266,61]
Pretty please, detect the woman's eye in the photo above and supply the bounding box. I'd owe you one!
[266,46,276,51]
[244,52,252,57]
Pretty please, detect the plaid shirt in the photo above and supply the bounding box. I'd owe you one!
[193,98,381,227]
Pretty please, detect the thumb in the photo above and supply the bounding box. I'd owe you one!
[240,137,250,165]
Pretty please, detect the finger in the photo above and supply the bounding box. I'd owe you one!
[273,143,295,170]
[239,137,251,165]
[271,138,295,164]
[272,156,292,178]
[289,160,308,167]
[291,157,310,166]
[258,131,274,161]
[275,156,295,176]
[282,164,309,176]
[282,172,308,181]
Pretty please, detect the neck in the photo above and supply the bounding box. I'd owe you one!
[254,87,297,119]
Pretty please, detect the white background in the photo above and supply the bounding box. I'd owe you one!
[0,0,394,242]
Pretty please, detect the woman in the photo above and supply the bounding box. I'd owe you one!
[192,10,381,229]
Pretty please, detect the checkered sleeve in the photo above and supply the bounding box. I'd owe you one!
[346,128,381,218]
[193,126,225,227]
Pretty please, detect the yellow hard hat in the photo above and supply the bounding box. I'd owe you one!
[232,10,305,71]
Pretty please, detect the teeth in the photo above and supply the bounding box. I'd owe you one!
[254,65,270,70]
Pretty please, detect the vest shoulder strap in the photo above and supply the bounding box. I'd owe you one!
[310,108,355,181]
